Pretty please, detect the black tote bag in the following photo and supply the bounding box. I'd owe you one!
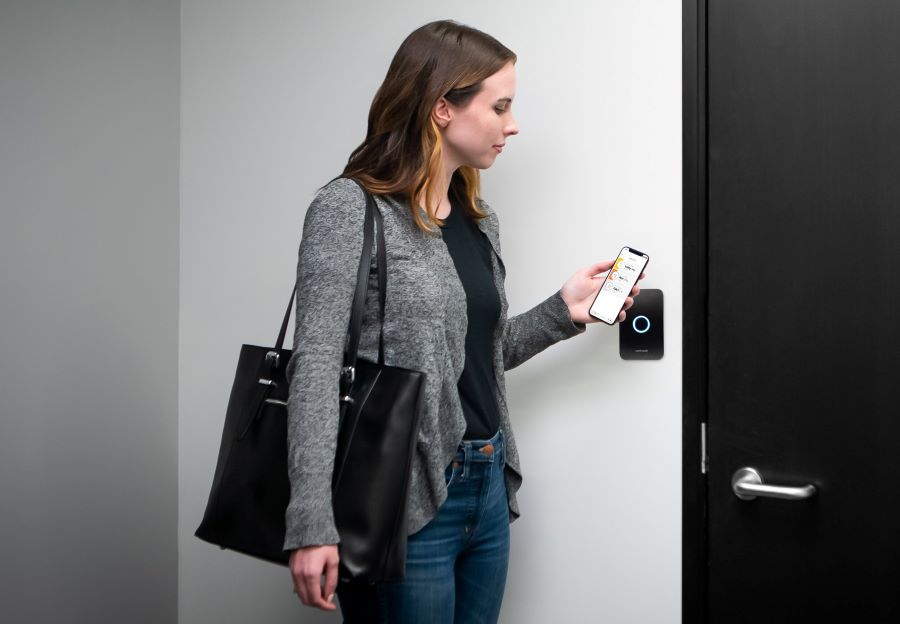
[195,180,425,582]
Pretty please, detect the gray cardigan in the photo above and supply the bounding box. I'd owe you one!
[283,177,585,550]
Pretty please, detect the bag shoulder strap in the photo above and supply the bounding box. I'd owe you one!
[274,177,386,370]
[343,180,385,369]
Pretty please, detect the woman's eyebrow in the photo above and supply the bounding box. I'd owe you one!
[496,97,512,104]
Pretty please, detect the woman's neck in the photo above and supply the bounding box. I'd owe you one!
[419,160,457,218]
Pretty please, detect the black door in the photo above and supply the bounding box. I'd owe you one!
[685,1,900,621]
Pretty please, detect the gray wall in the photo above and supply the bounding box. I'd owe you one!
[0,1,679,622]
[0,1,180,622]
[180,1,680,622]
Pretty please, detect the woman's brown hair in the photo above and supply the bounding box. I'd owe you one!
[341,20,516,233]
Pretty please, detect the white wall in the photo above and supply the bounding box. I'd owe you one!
[180,1,681,622]
[1,1,180,622]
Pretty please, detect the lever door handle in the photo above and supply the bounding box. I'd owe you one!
[731,467,817,501]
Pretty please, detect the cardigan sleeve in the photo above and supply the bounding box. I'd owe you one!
[282,178,367,551]
[501,290,586,371]
[475,199,587,371]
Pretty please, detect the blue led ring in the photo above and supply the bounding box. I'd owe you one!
[632,315,651,334]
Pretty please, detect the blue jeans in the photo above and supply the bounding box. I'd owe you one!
[337,429,510,623]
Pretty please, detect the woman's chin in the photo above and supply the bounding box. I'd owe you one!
[478,155,500,170]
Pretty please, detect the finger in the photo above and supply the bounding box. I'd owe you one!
[304,568,329,609]
[639,272,646,280]
[294,571,309,605]
[618,309,626,323]
[289,553,310,605]
[322,556,339,610]
[630,284,641,297]
[623,297,634,311]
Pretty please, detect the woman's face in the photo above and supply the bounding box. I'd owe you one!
[437,61,519,171]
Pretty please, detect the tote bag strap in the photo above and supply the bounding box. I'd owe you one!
[343,179,387,372]
[273,177,386,374]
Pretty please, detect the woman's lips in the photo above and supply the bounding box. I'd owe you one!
[493,145,504,153]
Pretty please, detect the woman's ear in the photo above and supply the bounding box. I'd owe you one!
[432,97,452,128]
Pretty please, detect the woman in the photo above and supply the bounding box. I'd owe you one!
[284,19,642,623]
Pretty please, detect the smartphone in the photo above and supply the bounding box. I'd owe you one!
[588,247,650,325]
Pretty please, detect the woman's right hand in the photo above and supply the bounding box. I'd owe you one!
[289,544,340,611]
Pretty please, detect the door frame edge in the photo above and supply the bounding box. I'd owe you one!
[683,0,709,621]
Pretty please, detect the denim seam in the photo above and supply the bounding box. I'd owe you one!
[471,456,498,540]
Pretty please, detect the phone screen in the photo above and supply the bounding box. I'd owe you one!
[589,247,649,325]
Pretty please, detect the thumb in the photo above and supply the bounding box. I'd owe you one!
[585,259,615,277]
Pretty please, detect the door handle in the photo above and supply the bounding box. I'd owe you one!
[731,467,817,501]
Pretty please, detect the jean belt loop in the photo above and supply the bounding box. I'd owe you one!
[463,441,472,479]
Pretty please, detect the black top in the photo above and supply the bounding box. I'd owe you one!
[439,194,502,440]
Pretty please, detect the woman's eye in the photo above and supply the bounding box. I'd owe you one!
[495,107,506,114]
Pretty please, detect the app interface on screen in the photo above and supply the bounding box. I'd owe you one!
[590,249,646,323]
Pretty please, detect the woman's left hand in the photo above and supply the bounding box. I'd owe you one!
[560,260,645,325]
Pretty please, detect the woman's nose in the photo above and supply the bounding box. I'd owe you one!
[505,115,519,136]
